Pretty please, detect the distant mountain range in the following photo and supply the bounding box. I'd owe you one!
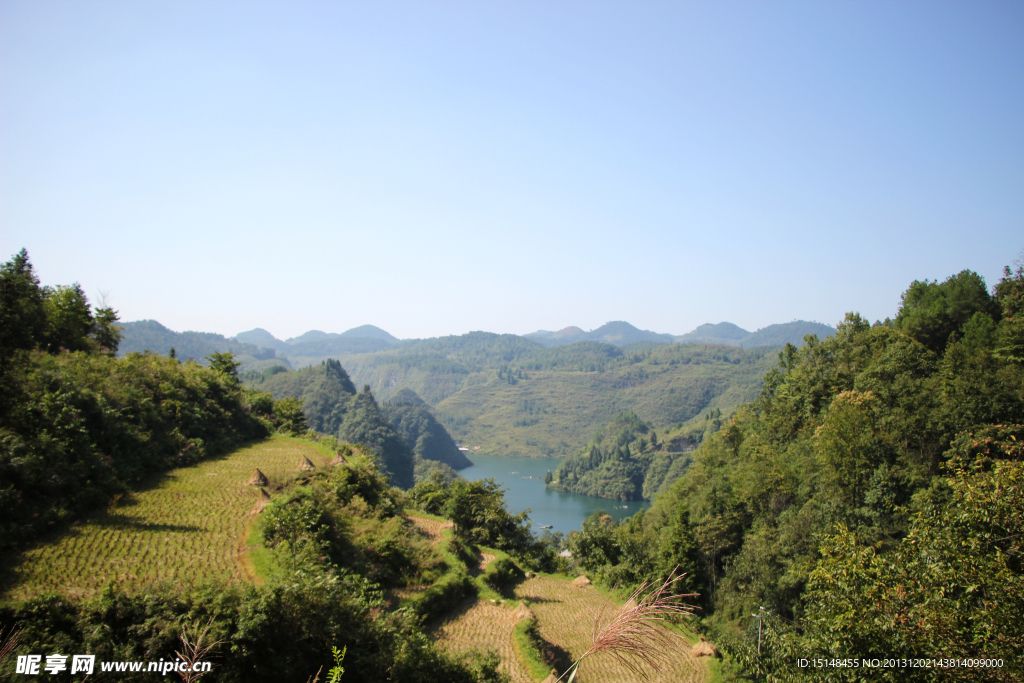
[524,320,836,349]
[673,320,838,348]
[118,319,835,371]
[525,321,676,346]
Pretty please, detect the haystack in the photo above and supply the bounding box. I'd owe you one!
[297,456,316,471]
[572,575,591,588]
[247,468,268,486]
[692,637,720,658]
[329,451,348,467]
[512,601,535,621]
[252,488,272,514]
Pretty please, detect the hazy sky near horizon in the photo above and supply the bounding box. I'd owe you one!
[2,1,1022,341]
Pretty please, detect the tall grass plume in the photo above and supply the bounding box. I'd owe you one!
[558,568,696,682]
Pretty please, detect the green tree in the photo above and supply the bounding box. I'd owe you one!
[205,351,242,386]
[275,397,308,435]
[442,478,534,553]
[0,248,46,372]
[813,390,893,508]
[90,305,123,354]
[42,283,94,353]
[656,503,705,602]
[895,269,999,354]
[566,511,621,573]
[994,260,1024,365]
[802,458,1023,681]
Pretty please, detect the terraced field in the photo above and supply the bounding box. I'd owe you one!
[435,596,536,683]
[408,514,454,543]
[434,573,705,683]
[1,436,330,601]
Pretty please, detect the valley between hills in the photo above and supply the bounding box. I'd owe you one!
[118,318,835,461]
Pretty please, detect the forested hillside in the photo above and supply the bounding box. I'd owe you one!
[562,264,1024,680]
[548,411,700,501]
[118,320,292,373]
[382,388,473,470]
[244,359,416,488]
[525,320,676,346]
[240,329,806,458]
[674,320,837,347]
[428,342,777,458]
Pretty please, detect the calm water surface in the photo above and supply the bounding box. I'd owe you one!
[459,454,651,536]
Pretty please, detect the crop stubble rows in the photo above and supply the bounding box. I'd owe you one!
[433,596,535,683]
[435,574,704,683]
[3,438,327,601]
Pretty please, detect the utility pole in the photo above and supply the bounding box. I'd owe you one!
[758,606,764,656]
[751,606,765,682]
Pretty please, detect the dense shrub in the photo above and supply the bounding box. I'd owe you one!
[0,351,267,550]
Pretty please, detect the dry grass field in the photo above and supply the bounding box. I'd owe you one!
[1,436,330,602]
[434,571,705,683]
[516,575,704,683]
[434,596,536,683]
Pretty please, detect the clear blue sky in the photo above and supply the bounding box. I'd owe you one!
[2,1,1021,340]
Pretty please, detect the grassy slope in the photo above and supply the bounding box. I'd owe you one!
[1,436,329,602]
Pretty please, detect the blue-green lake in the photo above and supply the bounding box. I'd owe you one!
[459,454,652,536]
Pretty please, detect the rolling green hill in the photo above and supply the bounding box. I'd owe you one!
[674,320,837,347]
[546,407,727,501]
[674,321,750,344]
[244,335,778,460]
[740,320,836,346]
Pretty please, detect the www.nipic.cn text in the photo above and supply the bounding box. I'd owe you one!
[15,654,213,676]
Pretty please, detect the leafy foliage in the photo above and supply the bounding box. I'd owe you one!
[410,471,555,571]
[557,262,1024,677]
